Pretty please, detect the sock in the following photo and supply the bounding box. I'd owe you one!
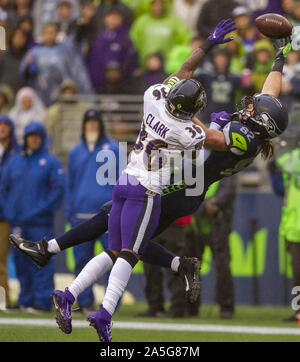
[141,241,176,268]
[56,203,111,250]
[102,257,133,316]
[68,252,113,299]
[47,239,61,254]
[171,256,180,272]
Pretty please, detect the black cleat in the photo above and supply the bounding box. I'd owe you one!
[178,256,201,304]
[9,234,53,269]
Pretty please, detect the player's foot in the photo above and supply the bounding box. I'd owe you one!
[9,234,53,269]
[178,256,201,304]
[87,305,112,342]
[52,289,75,334]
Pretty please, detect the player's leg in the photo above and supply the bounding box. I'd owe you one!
[31,226,55,312]
[52,195,122,334]
[88,175,161,342]
[73,240,96,310]
[9,201,112,268]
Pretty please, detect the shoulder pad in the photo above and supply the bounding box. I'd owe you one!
[223,122,261,157]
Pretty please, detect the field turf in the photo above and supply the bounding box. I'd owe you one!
[0,303,300,342]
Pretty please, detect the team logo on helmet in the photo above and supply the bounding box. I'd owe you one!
[260,112,278,138]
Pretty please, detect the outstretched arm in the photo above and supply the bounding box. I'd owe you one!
[192,117,229,152]
[163,19,237,85]
[261,41,292,97]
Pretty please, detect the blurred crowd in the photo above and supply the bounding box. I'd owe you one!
[0,0,300,319]
[0,0,299,140]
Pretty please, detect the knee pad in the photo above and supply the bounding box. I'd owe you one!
[104,249,117,264]
[119,250,138,268]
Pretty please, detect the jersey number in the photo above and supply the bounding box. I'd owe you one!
[134,123,168,171]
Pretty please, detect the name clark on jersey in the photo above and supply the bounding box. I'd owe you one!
[145,113,170,139]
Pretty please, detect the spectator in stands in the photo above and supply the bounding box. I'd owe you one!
[87,7,138,92]
[166,36,212,76]
[95,0,134,31]
[130,0,192,68]
[70,1,98,57]
[196,47,242,122]
[32,0,79,41]
[280,51,300,112]
[7,0,33,30]
[1,122,64,312]
[232,6,259,54]
[189,176,238,319]
[18,16,37,49]
[283,50,300,81]
[243,0,283,21]
[0,85,14,115]
[137,217,194,318]
[128,52,167,94]
[172,0,206,36]
[44,79,92,158]
[269,145,300,322]
[281,0,300,27]
[20,22,93,106]
[65,109,120,312]
[55,1,76,42]
[224,35,247,75]
[247,39,275,94]
[0,116,20,307]
[9,87,45,144]
[196,0,238,38]
[0,28,29,93]
[97,61,128,94]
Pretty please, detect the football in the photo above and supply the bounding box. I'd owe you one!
[255,13,293,39]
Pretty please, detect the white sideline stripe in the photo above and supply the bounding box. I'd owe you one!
[1,318,300,336]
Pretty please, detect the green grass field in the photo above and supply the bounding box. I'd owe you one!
[1,303,300,342]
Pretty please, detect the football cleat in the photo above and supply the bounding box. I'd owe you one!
[52,289,75,334]
[9,234,53,269]
[178,256,201,304]
[87,305,112,342]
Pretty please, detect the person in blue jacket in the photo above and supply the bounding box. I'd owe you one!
[65,108,121,312]
[0,115,20,306]
[1,122,64,312]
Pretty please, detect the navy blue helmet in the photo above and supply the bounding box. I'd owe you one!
[237,94,288,139]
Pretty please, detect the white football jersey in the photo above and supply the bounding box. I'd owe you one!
[125,83,206,194]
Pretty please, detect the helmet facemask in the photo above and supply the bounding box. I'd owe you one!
[236,96,270,138]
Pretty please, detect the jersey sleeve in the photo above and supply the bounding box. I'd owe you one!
[223,122,261,157]
[179,123,206,150]
[143,83,170,103]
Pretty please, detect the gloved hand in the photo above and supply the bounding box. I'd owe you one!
[210,111,232,129]
[208,18,237,45]
[272,36,291,52]
[275,41,292,61]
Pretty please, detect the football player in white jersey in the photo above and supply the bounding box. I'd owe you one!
[80,18,237,342]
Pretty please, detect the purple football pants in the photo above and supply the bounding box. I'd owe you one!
[108,173,161,255]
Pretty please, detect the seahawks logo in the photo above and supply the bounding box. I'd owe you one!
[260,112,279,138]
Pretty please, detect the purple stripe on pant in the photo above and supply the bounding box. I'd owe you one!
[108,173,161,255]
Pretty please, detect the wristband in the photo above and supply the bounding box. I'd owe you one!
[200,39,215,54]
[271,57,284,73]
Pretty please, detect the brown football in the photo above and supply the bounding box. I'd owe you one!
[255,13,293,39]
